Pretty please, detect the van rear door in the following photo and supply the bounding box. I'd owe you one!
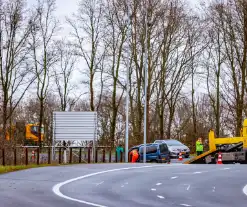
[159,143,170,161]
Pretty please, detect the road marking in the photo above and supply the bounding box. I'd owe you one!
[53,164,185,207]
[212,187,215,192]
[151,188,156,191]
[157,195,165,199]
[121,185,124,188]
[96,181,104,186]
[171,176,178,179]
[243,184,247,196]
[180,204,191,207]
[186,185,190,191]
[156,183,162,186]
[222,168,230,170]
[193,171,202,174]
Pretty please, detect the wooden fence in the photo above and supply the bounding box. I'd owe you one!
[0,146,124,166]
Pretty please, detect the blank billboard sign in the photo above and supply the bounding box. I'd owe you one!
[53,111,97,141]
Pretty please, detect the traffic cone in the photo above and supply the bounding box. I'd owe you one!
[178,152,183,161]
[217,152,223,164]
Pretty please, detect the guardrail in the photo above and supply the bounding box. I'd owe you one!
[0,146,124,166]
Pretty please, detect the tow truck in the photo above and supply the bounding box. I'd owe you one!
[185,119,247,164]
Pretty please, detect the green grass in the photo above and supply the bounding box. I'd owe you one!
[0,164,59,174]
[0,161,122,174]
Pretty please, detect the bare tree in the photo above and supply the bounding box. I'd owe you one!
[54,39,78,111]
[0,0,36,144]
[102,0,128,146]
[67,0,104,112]
[29,0,59,147]
[202,2,226,137]
[219,0,247,136]
[155,1,201,139]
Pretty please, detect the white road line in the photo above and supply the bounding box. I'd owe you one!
[151,188,156,191]
[243,184,247,196]
[171,176,178,179]
[212,187,215,192]
[96,181,104,186]
[157,195,165,199]
[180,204,191,207]
[121,185,124,188]
[186,185,190,191]
[193,171,202,174]
[222,168,230,170]
[156,183,162,186]
[53,164,185,207]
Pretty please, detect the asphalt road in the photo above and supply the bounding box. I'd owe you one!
[0,163,246,207]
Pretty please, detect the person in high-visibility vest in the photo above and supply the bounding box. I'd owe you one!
[196,137,204,156]
[129,149,139,163]
[116,144,124,162]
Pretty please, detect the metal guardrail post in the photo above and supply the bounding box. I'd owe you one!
[109,150,112,163]
[48,147,51,164]
[2,149,5,166]
[95,148,98,163]
[120,151,123,162]
[69,148,72,164]
[59,148,62,164]
[79,148,82,163]
[25,148,28,165]
[37,148,40,165]
[88,148,91,163]
[14,148,17,166]
[103,149,105,163]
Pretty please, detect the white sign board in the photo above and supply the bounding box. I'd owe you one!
[53,111,97,141]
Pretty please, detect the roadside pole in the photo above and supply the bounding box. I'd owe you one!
[143,0,148,163]
[52,112,56,161]
[125,0,131,163]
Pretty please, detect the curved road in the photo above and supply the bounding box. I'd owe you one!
[0,163,246,207]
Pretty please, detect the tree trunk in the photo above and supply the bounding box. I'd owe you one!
[39,99,44,147]
[159,105,164,138]
[90,72,95,111]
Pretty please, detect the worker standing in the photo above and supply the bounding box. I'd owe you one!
[116,144,124,162]
[196,137,204,156]
[129,149,139,163]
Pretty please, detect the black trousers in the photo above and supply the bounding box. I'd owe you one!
[196,151,203,156]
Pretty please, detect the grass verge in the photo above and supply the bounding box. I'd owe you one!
[0,164,59,174]
[0,162,118,174]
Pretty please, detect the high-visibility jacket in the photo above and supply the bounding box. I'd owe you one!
[130,150,139,162]
[196,141,203,152]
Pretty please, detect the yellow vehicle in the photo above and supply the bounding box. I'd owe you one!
[185,119,247,164]
[0,122,44,145]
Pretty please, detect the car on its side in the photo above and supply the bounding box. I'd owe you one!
[154,139,190,158]
[128,143,170,163]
